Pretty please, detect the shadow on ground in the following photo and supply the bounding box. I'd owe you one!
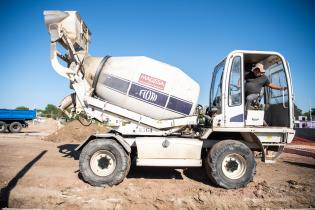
[182,167,212,185]
[284,161,315,169]
[0,131,41,134]
[0,150,47,208]
[127,165,183,180]
[57,144,80,160]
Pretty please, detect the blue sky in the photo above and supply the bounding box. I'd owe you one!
[0,0,314,112]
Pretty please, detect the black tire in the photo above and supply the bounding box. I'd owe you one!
[79,139,130,187]
[8,122,22,133]
[205,140,256,189]
[0,121,7,133]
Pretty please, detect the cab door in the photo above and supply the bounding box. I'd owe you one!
[264,60,290,127]
[224,53,244,127]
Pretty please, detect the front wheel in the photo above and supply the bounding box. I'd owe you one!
[205,140,256,189]
[79,139,130,187]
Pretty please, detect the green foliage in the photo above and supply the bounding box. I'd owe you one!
[39,104,66,120]
[294,104,302,119]
[15,106,29,110]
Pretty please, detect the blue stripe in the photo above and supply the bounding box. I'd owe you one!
[230,114,244,122]
[128,83,168,107]
[166,96,192,115]
[102,74,193,115]
[103,74,130,94]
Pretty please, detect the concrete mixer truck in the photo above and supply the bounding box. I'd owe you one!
[43,11,295,189]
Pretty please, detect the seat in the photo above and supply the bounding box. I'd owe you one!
[250,88,264,110]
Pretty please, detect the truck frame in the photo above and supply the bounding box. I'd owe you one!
[44,11,295,189]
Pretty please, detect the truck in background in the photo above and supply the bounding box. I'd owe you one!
[0,109,37,133]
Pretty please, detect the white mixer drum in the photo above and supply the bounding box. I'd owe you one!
[93,56,200,120]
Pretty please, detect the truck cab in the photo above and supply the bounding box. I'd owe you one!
[209,50,294,129]
[205,51,295,165]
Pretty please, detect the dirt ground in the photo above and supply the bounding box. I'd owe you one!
[0,120,315,209]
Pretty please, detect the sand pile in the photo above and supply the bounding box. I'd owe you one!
[43,120,109,143]
[25,118,60,135]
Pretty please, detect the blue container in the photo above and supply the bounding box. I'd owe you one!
[0,109,37,121]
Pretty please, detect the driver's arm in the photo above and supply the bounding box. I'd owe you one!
[267,83,287,90]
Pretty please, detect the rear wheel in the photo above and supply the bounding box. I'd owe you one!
[9,122,22,133]
[0,121,7,132]
[79,139,130,187]
[205,140,256,189]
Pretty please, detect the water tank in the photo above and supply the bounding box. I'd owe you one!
[84,56,200,120]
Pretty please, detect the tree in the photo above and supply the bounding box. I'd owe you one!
[40,104,66,119]
[294,104,302,119]
[15,106,29,110]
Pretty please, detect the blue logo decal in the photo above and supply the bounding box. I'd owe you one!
[128,83,168,107]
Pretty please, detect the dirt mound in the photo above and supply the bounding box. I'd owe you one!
[24,118,59,135]
[43,120,109,143]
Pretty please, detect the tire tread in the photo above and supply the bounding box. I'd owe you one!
[79,139,130,187]
[205,140,256,189]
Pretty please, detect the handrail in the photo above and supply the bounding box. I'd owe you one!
[282,89,288,108]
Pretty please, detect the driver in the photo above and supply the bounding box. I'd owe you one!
[245,63,287,110]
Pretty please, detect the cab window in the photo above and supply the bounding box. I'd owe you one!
[228,56,241,106]
[210,60,225,113]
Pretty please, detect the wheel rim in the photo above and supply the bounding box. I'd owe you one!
[221,153,247,180]
[90,150,116,177]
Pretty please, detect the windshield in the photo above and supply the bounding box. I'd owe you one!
[210,59,225,113]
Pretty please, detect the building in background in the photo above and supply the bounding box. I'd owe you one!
[295,115,315,128]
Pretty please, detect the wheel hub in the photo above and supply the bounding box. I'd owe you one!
[222,153,247,180]
[98,156,112,169]
[225,159,239,172]
[90,150,116,177]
